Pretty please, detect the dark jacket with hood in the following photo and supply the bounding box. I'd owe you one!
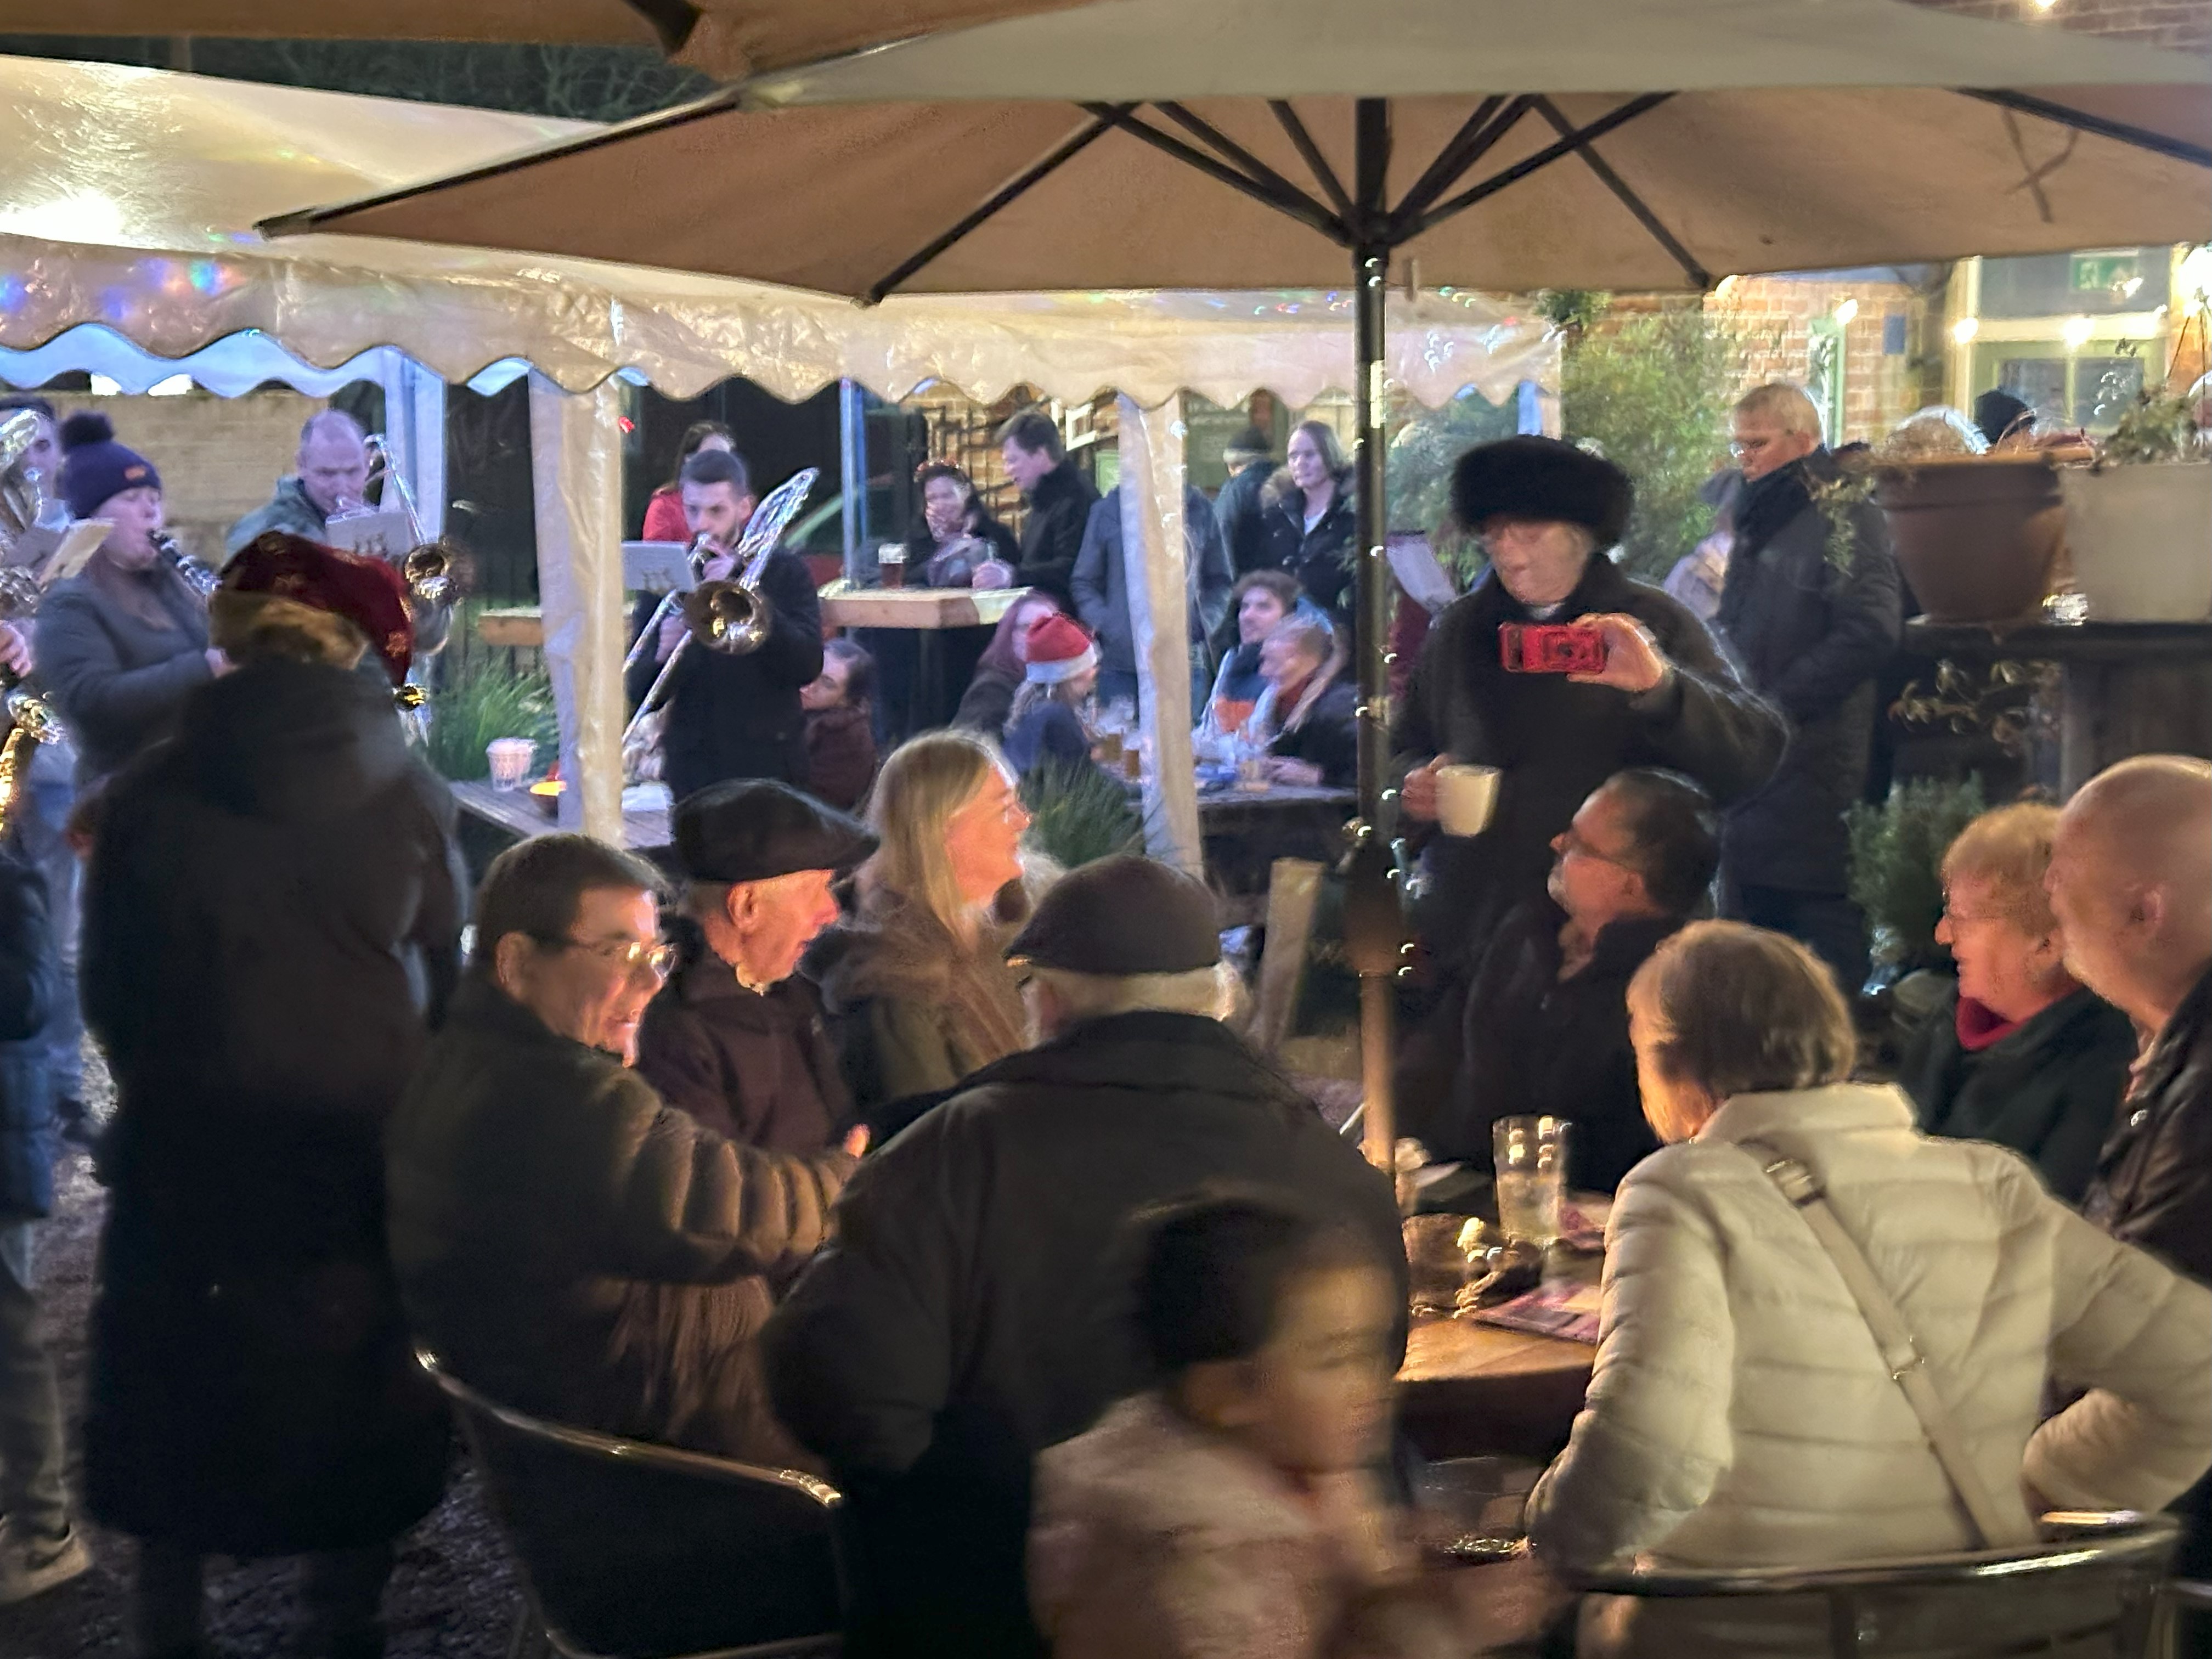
[1013,460,1101,605]
[1713,452,1901,893]
[1426,899,1682,1192]
[0,845,56,1222]
[35,551,214,786]
[1214,455,1278,577]
[80,657,463,1552]
[387,976,853,1470]
[1259,477,1357,620]
[761,1011,1406,1659]
[625,548,823,803]
[1393,556,1785,962]
[635,927,854,1153]
[1901,985,2136,1206]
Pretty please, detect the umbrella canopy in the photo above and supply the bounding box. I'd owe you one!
[0,1,1085,81]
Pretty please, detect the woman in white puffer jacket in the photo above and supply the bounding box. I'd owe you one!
[1525,921,2212,1657]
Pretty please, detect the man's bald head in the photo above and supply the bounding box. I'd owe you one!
[297,409,370,518]
[2047,755,2212,1029]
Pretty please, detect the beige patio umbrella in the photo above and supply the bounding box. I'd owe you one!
[270,0,2212,1158]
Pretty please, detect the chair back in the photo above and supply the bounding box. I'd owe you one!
[1561,1511,2179,1659]
[420,1347,846,1659]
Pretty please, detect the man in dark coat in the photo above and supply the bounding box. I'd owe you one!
[1713,383,1903,992]
[2045,755,2212,1604]
[1069,482,1233,710]
[635,781,876,1152]
[387,833,853,1474]
[1212,423,1278,577]
[1422,769,1719,1192]
[763,856,1403,1659]
[998,409,1099,606]
[626,448,824,803]
[1395,437,1785,965]
[81,535,461,1658]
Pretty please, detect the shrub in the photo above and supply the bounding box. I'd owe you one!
[1018,758,1142,871]
[1846,776,1987,972]
[427,656,560,782]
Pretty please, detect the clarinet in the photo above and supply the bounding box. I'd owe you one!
[154,531,221,601]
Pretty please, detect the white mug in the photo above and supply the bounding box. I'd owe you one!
[1435,763,1502,837]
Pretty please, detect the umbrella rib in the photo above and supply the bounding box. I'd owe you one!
[1388,96,1528,232]
[864,108,1132,302]
[1269,101,1357,223]
[1530,96,1709,288]
[1151,103,1344,236]
[1081,103,1352,243]
[1957,89,2212,170]
[1408,92,1675,236]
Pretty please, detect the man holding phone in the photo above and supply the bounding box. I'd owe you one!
[1391,437,1786,1104]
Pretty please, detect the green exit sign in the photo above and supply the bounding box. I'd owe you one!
[2072,253,2142,296]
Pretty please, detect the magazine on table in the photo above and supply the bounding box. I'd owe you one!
[1466,1280,1602,1345]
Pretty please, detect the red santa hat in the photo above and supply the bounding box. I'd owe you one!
[1020,612,1098,684]
[213,531,415,686]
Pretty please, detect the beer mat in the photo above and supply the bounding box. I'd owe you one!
[1558,1200,1610,1254]
[1466,1282,1602,1344]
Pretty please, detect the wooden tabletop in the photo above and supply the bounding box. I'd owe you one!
[817,583,1031,630]
[1397,1310,1594,1462]
[450,780,672,851]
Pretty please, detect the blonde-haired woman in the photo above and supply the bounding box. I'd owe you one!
[813,730,1033,1121]
[1526,920,2211,1656]
[1901,802,2135,1203]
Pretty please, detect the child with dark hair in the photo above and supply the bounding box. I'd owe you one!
[802,637,878,812]
[1030,1194,1469,1659]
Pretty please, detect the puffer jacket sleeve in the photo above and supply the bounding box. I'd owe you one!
[578,1067,851,1286]
[2023,1194,2212,1511]
[1524,1160,1737,1568]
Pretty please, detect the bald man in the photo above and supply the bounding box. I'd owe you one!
[225,410,371,558]
[2048,754,2212,1659]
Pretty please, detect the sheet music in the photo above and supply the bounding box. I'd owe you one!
[623,540,697,594]
[321,507,415,563]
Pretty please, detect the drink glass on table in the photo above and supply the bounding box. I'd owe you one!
[876,544,907,589]
[1492,1116,1569,1248]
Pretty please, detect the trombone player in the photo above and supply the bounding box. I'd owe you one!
[625,447,823,804]
[223,410,370,556]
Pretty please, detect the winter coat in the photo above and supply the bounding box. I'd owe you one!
[641,486,688,543]
[386,975,853,1469]
[1713,454,1901,893]
[1423,900,1679,1190]
[634,933,854,1153]
[906,511,1020,588]
[2085,962,2212,1285]
[1393,556,1785,961]
[1070,485,1233,680]
[35,550,213,786]
[953,664,1020,736]
[1265,674,1359,791]
[1004,698,1092,778]
[625,548,823,803]
[762,1011,1407,1659]
[1525,1084,2212,1656]
[1215,458,1279,578]
[809,892,1029,1121]
[1014,460,1101,605]
[804,702,878,811]
[0,845,56,1222]
[80,657,465,1552]
[1900,985,2135,1205]
[224,475,329,558]
[1032,1392,1464,1659]
[1259,479,1358,620]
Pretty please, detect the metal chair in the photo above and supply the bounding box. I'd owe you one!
[1561,1511,2181,1658]
[419,1347,848,1659]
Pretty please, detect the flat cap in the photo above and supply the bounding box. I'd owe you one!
[1451,436,1633,548]
[673,780,877,885]
[1009,854,1221,976]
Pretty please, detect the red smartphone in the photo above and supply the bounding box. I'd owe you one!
[1499,622,1609,675]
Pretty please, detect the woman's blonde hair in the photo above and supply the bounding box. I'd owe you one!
[862,729,1010,942]
[1940,802,2061,935]
[1629,920,1855,1107]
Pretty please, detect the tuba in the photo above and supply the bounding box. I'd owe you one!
[0,557,65,841]
[622,467,819,763]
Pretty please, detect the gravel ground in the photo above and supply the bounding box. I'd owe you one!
[1,1054,521,1659]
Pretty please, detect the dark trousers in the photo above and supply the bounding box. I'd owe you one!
[1723,879,1870,996]
[136,1538,394,1657]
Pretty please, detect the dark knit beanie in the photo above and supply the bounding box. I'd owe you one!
[59,412,161,521]
[1450,436,1632,547]
[1008,854,1221,975]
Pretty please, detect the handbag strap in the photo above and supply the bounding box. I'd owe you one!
[1739,1139,2035,1550]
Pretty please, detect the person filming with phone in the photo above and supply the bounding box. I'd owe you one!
[1392,437,1785,1107]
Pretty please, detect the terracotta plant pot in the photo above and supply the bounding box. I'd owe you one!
[2059,462,2212,622]
[1874,456,2064,625]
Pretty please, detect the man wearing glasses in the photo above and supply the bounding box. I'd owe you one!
[386,833,854,1470]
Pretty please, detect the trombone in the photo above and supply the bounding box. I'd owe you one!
[624,536,709,674]
[331,433,455,655]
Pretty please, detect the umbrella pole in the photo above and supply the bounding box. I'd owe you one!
[1345,100,1406,1175]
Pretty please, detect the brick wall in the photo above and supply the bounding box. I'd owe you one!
[1716,274,1936,444]
[47,389,324,566]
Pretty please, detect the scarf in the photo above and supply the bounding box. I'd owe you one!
[1955,996,2023,1053]
[1731,455,1818,558]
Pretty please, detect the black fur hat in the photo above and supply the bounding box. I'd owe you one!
[1449,436,1632,547]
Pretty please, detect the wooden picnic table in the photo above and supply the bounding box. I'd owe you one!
[1396,1311,1594,1462]
[449,780,673,888]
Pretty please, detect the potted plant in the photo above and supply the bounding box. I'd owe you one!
[1872,450,2067,625]
[2058,385,2211,622]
